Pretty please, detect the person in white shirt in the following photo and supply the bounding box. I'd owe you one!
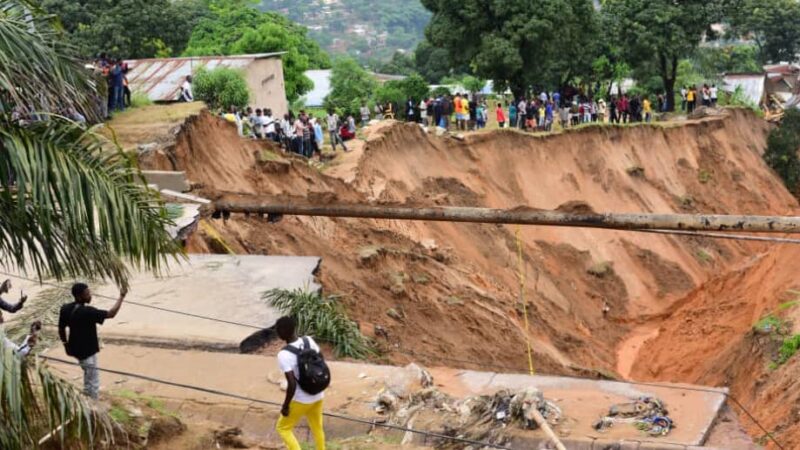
[275,316,326,450]
[710,84,718,107]
[180,75,193,102]
[2,321,39,357]
[263,109,277,141]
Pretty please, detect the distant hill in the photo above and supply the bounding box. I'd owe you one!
[258,0,430,64]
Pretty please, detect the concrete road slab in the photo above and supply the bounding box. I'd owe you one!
[3,254,321,348]
[42,345,728,449]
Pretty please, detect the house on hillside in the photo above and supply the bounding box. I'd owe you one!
[722,73,766,106]
[125,53,289,116]
[723,63,800,110]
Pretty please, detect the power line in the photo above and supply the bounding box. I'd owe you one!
[3,271,785,448]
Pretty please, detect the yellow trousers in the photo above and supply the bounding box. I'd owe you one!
[276,400,325,450]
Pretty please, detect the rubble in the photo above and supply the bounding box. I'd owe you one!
[593,396,674,437]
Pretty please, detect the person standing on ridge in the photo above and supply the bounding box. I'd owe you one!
[58,283,127,399]
[326,110,347,153]
[496,103,506,128]
[275,316,329,450]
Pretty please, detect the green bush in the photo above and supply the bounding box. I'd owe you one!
[263,288,374,359]
[193,67,250,111]
[764,109,800,192]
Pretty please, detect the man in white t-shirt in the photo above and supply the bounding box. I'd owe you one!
[710,84,718,107]
[275,316,325,450]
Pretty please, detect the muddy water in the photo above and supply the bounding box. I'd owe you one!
[616,324,659,379]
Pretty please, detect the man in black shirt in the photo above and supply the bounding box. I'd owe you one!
[58,283,127,399]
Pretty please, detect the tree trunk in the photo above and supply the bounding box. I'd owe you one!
[659,53,678,112]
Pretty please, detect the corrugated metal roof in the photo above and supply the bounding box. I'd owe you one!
[722,73,765,105]
[125,53,285,102]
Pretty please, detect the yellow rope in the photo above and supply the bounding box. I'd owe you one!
[515,225,535,375]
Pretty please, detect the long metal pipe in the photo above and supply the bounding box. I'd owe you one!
[212,199,800,234]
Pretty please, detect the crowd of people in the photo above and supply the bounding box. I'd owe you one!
[210,81,723,161]
[93,53,132,117]
[221,106,358,158]
[680,84,718,114]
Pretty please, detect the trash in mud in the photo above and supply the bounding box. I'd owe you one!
[593,396,674,437]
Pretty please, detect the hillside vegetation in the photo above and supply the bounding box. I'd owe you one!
[259,0,429,64]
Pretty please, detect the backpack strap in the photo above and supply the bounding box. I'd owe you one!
[302,336,310,352]
[282,343,301,356]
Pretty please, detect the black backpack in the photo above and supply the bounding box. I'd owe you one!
[283,337,331,395]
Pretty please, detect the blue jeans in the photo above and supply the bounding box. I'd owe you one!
[112,85,125,111]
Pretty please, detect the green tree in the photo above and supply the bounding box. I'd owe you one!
[378,51,417,76]
[693,45,762,77]
[421,0,600,97]
[728,0,800,64]
[764,109,800,193]
[0,2,178,447]
[193,67,251,110]
[323,58,377,116]
[603,0,723,111]
[42,0,208,58]
[414,40,459,83]
[183,0,329,101]
[461,75,486,94]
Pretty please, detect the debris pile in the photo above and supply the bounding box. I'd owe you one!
[374,364,568,448]
[593,397,674,437]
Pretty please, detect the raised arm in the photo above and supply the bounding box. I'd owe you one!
[105,287,128,319]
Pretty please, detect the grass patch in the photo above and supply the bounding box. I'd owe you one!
[130,91,153,108]
[698,169,713,184]
[263,288,374,359]
[695,249,713,263]
[259,149,284,162]
[587,261,612,278]
[109,406,132,424]
[778,335,800,364]
[754,314,786,334]
[778,300,799,311]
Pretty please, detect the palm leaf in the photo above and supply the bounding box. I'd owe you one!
[0,117,182,286]
[0,0,100,121]
[0,337,114,449]
[263,288,374,359]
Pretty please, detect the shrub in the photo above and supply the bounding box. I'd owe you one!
[764,109,800,192]
[193,67,250,111]
[778,335,800,364]
[263,288,373,359]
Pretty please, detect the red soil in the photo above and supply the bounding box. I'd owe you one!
[140,109,799,445]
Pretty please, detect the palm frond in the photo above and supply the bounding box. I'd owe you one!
[263,288,374,359]
[0,0,100,121]
[0,117,183,287]
[0,337,114,449]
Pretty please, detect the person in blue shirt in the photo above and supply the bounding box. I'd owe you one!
[508,102,517,130]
